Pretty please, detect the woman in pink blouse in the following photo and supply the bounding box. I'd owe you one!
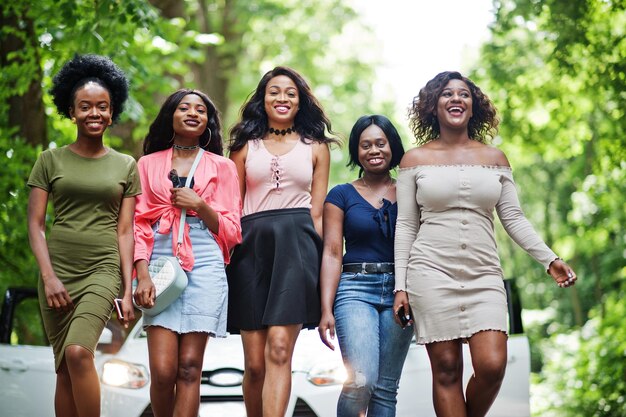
[133,89,241,417]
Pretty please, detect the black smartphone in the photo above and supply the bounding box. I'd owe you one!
[169,169,184,188]
[114,298,124,320]
[397,305,412,327]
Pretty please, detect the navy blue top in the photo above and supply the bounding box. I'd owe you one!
[325,183,396,264]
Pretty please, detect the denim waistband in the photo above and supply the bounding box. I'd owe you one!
[185,216,206,229]
[342,262,394,274]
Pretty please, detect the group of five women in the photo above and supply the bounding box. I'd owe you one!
[28,54,577,417]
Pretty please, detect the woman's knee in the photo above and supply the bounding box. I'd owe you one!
[177,358,203,384]
[474,356,507,385]
[430,354,463,386]
[150,361,178,388]
[64,345,93,369]
[266,336,293,367]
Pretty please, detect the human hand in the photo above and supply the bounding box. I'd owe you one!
[393,290,413,328]
[133,271,155,309]
[318,311,336,350]
[170,187,203,211]
[119,295,135,328]
[548,259,577,288]
[43,276,74,312]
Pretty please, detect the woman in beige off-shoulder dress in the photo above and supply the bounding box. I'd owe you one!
[393,71,578,417]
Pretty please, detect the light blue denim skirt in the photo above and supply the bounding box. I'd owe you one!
[143,218,227,336]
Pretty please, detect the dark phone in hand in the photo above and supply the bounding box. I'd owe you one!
[169,169,184,188]
[397,305,412,327]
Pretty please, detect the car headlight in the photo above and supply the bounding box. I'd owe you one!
[101,359,149,389]
[306,362,347,386]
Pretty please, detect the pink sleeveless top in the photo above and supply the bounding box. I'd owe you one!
[243,138,313,216]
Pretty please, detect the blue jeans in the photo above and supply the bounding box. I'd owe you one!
[334,271,413,417]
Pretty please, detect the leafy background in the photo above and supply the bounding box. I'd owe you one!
[1,0,624,415]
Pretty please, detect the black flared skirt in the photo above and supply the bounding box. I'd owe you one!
[226,208,322,333]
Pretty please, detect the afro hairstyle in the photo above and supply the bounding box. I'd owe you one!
[50,54,129,123]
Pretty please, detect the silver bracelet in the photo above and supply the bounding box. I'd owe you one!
[392,289,405,295]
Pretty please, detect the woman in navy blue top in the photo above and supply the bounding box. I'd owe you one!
[318,115,413,416]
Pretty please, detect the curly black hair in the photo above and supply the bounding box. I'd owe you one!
[143,89,223,156]
[229,66,337,152]
[50,54,129,123]
[408,71,499,145]
[346,115,405,177]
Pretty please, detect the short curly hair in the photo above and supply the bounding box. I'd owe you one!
[50,54,129,123]
[408,71,498,145]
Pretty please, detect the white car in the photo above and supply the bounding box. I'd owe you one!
[0,280,529,417]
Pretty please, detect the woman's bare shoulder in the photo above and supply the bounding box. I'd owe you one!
[399,146,434,168]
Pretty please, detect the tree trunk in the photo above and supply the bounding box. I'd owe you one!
[1,6,47,146]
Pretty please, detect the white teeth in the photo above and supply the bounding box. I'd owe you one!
[448,107,463,112]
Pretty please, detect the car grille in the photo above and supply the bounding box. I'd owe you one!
[292,398,318,417]
[140,396,316,416]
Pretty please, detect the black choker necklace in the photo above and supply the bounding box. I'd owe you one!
[173,144,199,151]
[268,126,295,136]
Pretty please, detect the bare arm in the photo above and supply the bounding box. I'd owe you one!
[229,144,248,204]
[117,196,136,326]
[317,202,344,350]
[310,142,330,237]
[27,187,73,311]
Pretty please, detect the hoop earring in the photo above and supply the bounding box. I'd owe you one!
[202,129,212,148]
[169,132,175,145]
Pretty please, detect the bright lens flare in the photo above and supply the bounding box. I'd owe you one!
[101,359,149,389]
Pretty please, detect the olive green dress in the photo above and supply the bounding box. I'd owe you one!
[28,146,140,370]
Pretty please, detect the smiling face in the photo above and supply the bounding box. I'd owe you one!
[358,124,393,174]
[436,78,474,130]
[264,75,299,127]
[70,81,112,139]
[172,94,209,140]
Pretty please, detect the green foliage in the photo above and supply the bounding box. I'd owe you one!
[473,0,625,412]
[0,130,41,296]
[532,291,626,417]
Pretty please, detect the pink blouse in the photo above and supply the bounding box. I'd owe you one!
[134,148,242,270]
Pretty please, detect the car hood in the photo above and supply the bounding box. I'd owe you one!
[100,322,342,374]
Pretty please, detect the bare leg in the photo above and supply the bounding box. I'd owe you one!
[64,345,100,417]
[147,326,179,417]
[465,331,507,417]
[55,358,78,417]
[172,332,209,417]
[262,324,302,417]
[241,330,268,417]
[425,340,466,417]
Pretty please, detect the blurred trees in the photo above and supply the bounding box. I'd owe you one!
[471,0,625,414]
[1,0,381,292]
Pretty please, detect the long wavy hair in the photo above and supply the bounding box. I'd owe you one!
[408,71,499,145]
[229,66,337,152]
[143,89,223,156]
[347,115,405,177]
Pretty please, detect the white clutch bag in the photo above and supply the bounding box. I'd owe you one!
[138,256,188,316]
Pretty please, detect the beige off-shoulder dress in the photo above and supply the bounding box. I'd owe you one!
[394,165,557,344]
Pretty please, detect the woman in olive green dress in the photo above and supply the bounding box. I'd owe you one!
[27,55,140,417]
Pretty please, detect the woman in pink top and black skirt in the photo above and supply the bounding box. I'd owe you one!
[227,66,337,417]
